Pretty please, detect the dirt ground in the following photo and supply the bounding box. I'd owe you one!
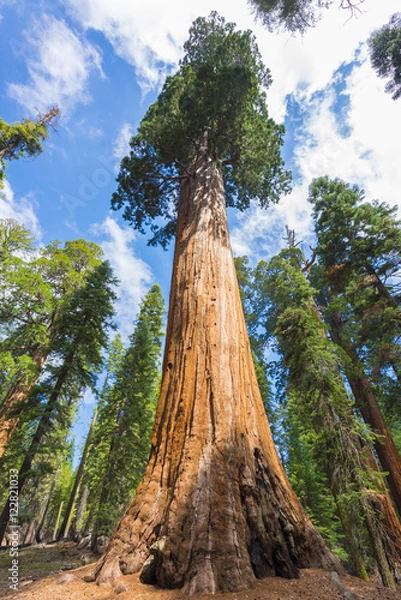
[0,542,400,600]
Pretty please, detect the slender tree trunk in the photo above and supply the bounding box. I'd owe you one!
[58,408,98,540]
[53,501,64,541]
[0,316,57,457]
[35,475,57,543]
[23,476,56,544]
[0,358,72,541]
[74,484,89,537]
[90,432,118,552]
[324,307,401,514]
[91,148,340,594]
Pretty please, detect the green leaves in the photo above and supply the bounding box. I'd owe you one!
[82,285,165,538]
[112,12,290,246]
[0,109,59,186]
[369,13,401,100]
[249,0,334,34]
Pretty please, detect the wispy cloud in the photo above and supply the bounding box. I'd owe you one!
[231,40,401,262]
[8,15,104,116]
[90,216,154,338]
[65,0,401,118]
[0,181,41,240]
[113,122,134,163]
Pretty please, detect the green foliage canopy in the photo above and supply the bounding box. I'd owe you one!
[0,108,59,186]
[112,12,290,247]
[369,13,401,100]
[248,1,363,34]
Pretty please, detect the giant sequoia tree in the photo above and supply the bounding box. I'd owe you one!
[89,13,340,594]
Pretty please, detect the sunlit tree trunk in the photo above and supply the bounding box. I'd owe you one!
[58,408,98,540]
[0,317,56,457]
[92,147,340,594]
[0,357,72,542]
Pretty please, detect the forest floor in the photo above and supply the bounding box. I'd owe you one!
[0,541,400,600]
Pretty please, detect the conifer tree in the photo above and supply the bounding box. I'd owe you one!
[253,247,400,588]
[308,176,401,514]
[368,13,401,100]
[77,335,125,538]
[0,108,60,185]
[88,284,164,548]
[90,13,339,594]
[0,261,116,541]
[0,226,105,456]
[248,1,364,34]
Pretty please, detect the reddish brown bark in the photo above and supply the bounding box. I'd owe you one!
[0,350,47,457]
[91,150,340,593]
[0,318,56,457]
[326,311,401,515]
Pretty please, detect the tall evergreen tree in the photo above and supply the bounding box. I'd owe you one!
[308,176,401,514]
[253,247,400,588]
[0,261,117,541]
[90,13,339,594]
[88,284,165,547]
[0,226,105,455]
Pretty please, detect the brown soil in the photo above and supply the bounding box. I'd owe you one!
[0,542,400,600]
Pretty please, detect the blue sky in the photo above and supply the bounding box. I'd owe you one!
[1,0,401,458]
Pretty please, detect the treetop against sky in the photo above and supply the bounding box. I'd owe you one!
[0,0,400,341]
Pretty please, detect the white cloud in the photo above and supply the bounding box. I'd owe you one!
[0,180,42,239]
[82,388,96,406]
[8,15,103,116]
[113,123,134,162]
[91,216,154,338]
[65,0,401,118]
[231,40,401,262]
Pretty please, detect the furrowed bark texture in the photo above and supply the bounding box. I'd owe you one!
[93,150,340,594]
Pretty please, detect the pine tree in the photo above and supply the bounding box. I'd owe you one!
[254,247,400,588]
[88,284,165,547]
[90,13,339,594]
[77,336,125,538]
[0,108,60,185]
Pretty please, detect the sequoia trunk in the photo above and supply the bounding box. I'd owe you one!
[92,148,340,594]
[0,316,56,457]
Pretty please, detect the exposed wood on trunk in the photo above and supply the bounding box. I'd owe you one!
[91,148,341,594]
